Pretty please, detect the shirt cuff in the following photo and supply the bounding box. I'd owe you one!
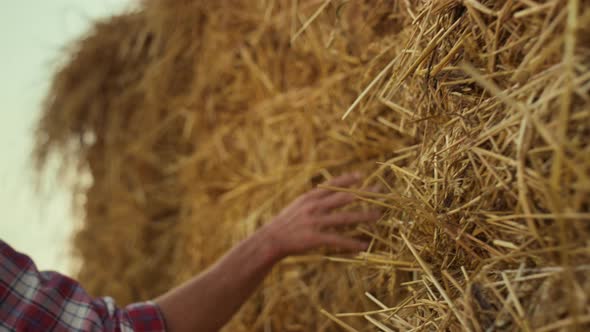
[124,301,167,332]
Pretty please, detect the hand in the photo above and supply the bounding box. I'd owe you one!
[263,173,381,260]
[155,173,380,332]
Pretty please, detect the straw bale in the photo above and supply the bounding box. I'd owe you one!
[35,0,590,330]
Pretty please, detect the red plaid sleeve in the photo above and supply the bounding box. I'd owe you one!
[0,240,167,331]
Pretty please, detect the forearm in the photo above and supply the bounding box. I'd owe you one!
[155,226,281,332]
[154,173,378,331]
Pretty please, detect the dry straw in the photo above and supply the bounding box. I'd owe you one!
[35,0,589,331]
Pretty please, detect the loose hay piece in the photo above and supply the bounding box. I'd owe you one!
[34,0,590,331]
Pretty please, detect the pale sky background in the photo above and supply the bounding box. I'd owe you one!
[0,1,133,274]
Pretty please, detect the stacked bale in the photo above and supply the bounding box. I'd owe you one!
[35,0,590,330]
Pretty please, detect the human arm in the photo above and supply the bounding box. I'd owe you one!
[154,173,381,332]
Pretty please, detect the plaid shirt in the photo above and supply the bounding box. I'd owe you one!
[0,240,167,331]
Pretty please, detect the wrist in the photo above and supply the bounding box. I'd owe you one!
[256,224,285,266]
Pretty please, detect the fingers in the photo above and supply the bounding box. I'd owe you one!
[365,184,384,194]
[325,172,362,187]
[317,183,385,211]
[314,234,368,252]
[317,210,381,227]
[317,192,357,212]
[306,173,361,200]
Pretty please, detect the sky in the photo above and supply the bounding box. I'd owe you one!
[0,0,133,274]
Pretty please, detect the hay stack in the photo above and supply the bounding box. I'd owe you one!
[35,0,590,330]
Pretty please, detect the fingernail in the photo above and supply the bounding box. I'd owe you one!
[369,184,383,192]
